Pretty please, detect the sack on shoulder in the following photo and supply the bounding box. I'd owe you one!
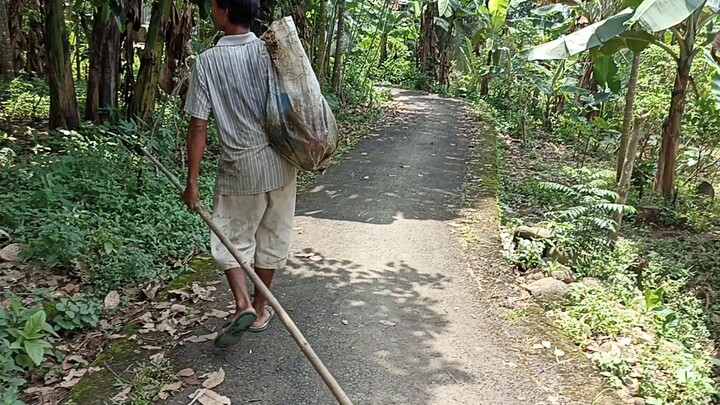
[262,16,340,172]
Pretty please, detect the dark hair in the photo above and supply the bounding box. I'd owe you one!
[215,0,260,28]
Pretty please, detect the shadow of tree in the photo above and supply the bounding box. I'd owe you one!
[167,250,475,404]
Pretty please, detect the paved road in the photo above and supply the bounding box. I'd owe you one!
[167,90,598,405]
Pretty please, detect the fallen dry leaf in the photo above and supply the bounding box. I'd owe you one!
[202,368,225,389]
[191,284,216,303]
[185,333,218,343]
[190,388,231,405]
[63,283,79,294]
[177,368,196,377]
[169,288,191,300]
[0,269,25,287]
[108,334,127,340]
[150,352,165,362]
[156,319,178,336]
[142,283,161,300]
[179,316,200,327]
[141,345,162,351]
[379,320,397,326]
[62,355,86,371]
[64,368,87,381]
[113,386,131,402]
[58,376,83,389]
[24,386,54,402]
[104,291,121,309]
[209,309,230,319]
[158,381,183,400]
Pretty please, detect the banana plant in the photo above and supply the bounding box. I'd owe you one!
[528,0,720,198]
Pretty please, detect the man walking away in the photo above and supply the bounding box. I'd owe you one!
[182,0,297,348]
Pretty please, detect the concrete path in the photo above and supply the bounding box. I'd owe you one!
[166,90,611,405]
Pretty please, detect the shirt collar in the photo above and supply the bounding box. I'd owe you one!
[216,32,258,46]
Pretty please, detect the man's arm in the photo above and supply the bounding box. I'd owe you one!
[182,117,208,210]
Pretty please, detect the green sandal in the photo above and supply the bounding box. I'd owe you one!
[213,309,257,348]
[249,307,274,333]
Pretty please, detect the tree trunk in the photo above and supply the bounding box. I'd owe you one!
[323,3,337,76]
[86,4,121,122]
[0,0,14,80]
[7,0,22,75]
[480,50,499,96]
[45,0,80,129]
[654,51,692,197]
[128,0,172,122]
[331,0,346,94]
[26,15,45,77]
[613,116,644,239]
[436,21,453,87]
[579,54,595,92]
[379,33,388,67]
[121,0,142,109]
[314,0,327,86]
[418,2,437,90]
[616,51,642,182]
[291,0,311,54]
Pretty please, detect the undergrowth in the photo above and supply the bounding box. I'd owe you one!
[481,100,720,404]
[0,85,384,402]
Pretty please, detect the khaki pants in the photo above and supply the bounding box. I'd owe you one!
[210,181,296,271]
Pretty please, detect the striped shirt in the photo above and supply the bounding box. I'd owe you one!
[184,32,295,196]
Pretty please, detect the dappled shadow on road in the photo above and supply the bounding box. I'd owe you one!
[297,90,477,225]
[166,250,474,405]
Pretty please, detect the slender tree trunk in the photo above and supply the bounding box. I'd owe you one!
[617,51,642,182]
[45,0,80,129]
[654,49,693,197]
[314,0,327,86]
[323,3,337,76]
[418,2,437,90]
[331,0,346,93]
[7,0,22,75]
[379,33,388,67]
[480,49,499,96]
[121,0,142,109]
[128,0,172,122]
[86,4,121,122]
[436,21,453,87]
[579,54,594,91]
[613,116,644,239]
[0,0,14,80]
[292,0,311,54]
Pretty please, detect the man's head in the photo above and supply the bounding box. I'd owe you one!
[211,0,260,31]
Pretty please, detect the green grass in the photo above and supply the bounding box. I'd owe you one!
[484,101,720,405]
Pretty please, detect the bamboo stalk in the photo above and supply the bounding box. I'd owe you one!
[120,139,353,405]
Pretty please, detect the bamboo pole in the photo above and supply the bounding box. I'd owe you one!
[121,139,353,405]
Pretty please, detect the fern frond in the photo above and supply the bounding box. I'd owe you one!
[537,181,574,195]
[552,206,588,220]
[588,216,617,232]
[595,203,633,214]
